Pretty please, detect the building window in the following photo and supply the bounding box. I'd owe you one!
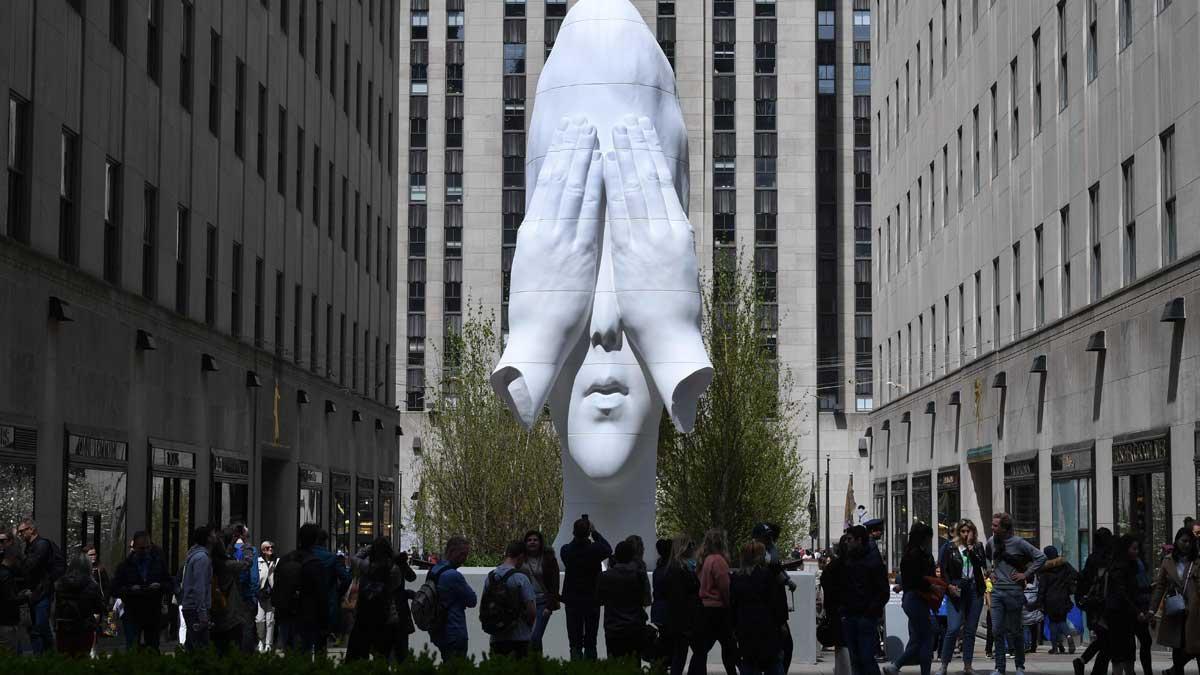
[295,126,305,211]
[312,145,320,224]
[1058,0,1068,110]
[330,22,337,95]
[256,84,266,178]
[972,107,980,195]
[957,126,964,210]
[277,107,287,196]
[208,30,221,136]
[448,10,464,40]
[231,242,242,337]
[233,60,245,157]
[147,0,162,82]
[8,93,30,243]
[310,294,318,372]
[180,0,194,111]
[104,160,123,285]
[1087,0,1098,82]
[315,1,323,77]
[1013,242,1022,339]
[1122,158,1136,284]
[1009,59,1019,158]
[59,128,80,266]
[1119,0,1133,50]
[992,257,1001,350]
[110,0,127,52]
[974,271,982,357]
[1061,206,1071,314]
[990,84,998,178]
[205,225,217,326]
[293,285,303,365]
[142,184,158,300]
[298,0,306,56]
[175,206,190,315]
[1035,225,1045,328]
[274,271,284,355]
[1089,182,1101,301]
[1032,29,1042,136]
[280,0,289,34]
[1161,127,1177,263]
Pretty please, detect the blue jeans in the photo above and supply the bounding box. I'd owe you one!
[895,591,933,675]
[843,615,882,675]
[531,596,551,652]
[30,596,52,655]
[940,581,983,666]
[990,587,1025,672]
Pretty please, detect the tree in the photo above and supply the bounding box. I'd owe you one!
[657,257,809,549]
[413,303,562,559]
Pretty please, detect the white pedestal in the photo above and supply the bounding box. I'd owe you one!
[884,588,907,661]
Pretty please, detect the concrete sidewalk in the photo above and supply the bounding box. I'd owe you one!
[775,650,1173,675]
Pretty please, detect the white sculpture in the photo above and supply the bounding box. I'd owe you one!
[490,0,712,551]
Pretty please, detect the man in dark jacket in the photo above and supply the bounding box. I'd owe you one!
[598,540,651,659]
[112,532,175,651]
[17,518,61,654]
[1037,546,1078,654]
[0,545,30,654]
[559,516,612,661]
[275,523,332,656]
[840,525,889,675]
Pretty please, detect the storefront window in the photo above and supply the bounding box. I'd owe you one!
[211,453,250,527]
[0,425,36,531]
[912,472,933,551]
[150,445,195,573]
[891,477,908,571]
[937,469,961,550]
[1004,454,1039,546]
[331,473,351,554]
[356,477,376,549]
[873,480,888,565]
[378,480,395,543]
[299,464,324,527]
[1113,432,1171,571]
[1051,445,1094,573]
[66,433,129,568]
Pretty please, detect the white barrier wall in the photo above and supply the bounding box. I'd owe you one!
[408,568,818,665]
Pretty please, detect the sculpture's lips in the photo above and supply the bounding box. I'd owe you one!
[585,379,630,397]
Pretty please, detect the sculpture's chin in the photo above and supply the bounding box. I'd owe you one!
[566,433,637,480]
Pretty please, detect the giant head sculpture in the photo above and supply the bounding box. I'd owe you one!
[490,0,711,548]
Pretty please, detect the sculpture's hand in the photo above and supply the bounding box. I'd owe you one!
[491,117,604,428]
[603,116,713,432]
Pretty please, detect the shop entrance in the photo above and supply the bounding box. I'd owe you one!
[937,468,961,550]
[1112,431,1170,571]
[1051,444,1094,573]
[149,444,196,573]
[967,445,993,533]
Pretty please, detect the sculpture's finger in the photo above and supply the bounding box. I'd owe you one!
[612,125,648,221]
[624,117,667,222]
[558,123,597,223]
[540,120,580,218]
[529,119,569,223]
[640,120,688,225]
[603,151,632,251]
[576,150,605,247]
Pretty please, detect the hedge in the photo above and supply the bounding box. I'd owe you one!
[0,649,652,675]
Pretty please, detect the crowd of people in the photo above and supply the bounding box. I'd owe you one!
[0,513,802,672]
[816,513,1200,675]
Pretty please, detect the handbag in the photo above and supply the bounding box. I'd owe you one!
[1165,563,1193,617]
[341,577,359,611]
[920,576,949,611]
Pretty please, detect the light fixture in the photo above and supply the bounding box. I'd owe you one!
[924,401,936,415]
[900,411,911,424]
[201,354,219,372]
[1086,330,1107,352]
[864,427,873,438]
[48,296,73,322]
[325,400,337,414]
[1030,355,1047,374]
[297,389,311,405]
[948,391,961,407]
[374,418,384,430]
[245,371,262,388]
[881,420,891,431]
[136,329,157,351]
[352,410,363,422]
[992,372,1007,389]
[395,425,405,436]
[1162,297,1186,323]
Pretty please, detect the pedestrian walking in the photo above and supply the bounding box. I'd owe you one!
[210,528,251,655]
[818,536,851,675]
[519,529,560,654]
[559,515,612,661]
[1133,553,1154,675]
[312,530,351,639]
[984,512,1046,675]
[598,539,651,660]
[883,521,937,675]
[272,523,332,656]
[731,540,790,675]
[1074,527,1114,675]
[659,534,701,675]
[1036,546,1078,655]
[937,519,987,674]
[111,532,173,652]
[17,518,64,654]
[345,536,414,661]
[0,545,30,654]
[1150,527,1200,675]
[480,540,536,658]
[53,553,106,657]
[228,524,259,653]
[426,535,478,660]
[180,525,213,652]
[651,538,672,627]
[841,524,889,675]
[688,528,738,675]
[256,540,278,651]
[1102,534,1147,675]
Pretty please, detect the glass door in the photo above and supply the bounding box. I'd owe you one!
[151,475,193,573]
[1115,471,1169,570]
[331,473,352,554]
[299,464,324,528]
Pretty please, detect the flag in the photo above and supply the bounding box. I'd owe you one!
[807,475,819,540]
[843,473,856,531]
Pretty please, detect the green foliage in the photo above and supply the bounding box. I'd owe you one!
[656,256,809,550]
[413,302,563,559]
[0,650,649,674]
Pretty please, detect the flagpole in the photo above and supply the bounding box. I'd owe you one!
[824,456,830,551]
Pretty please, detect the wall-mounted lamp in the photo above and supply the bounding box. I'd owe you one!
[992,372,1007,389]
[324,400,337,414]
[1162,297,1186,323]
[351,410,363,422]
[201,354,219,372]
[297,389,311,405]
[1030,354,1047,374]
[136,329,157,351]
[245,371,262,388]
[1086,330,1107,352]
[49,296,73,322]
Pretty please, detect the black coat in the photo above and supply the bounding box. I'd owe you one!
[658,563,701,637]
[112,550,175,624]
[1037,557,1079,621]
[559,532,612,605]
[840,547,890,619]
[899,549,935,593]
[938,541,987,600]
[598,561,649,639]
[819,557,847,646]
[731,567,789,669]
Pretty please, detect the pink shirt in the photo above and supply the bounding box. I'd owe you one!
[698,554,731,608]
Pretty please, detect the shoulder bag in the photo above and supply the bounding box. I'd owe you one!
[1165,562,1193,617]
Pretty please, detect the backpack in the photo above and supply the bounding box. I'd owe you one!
[357,562,395,623]
[479,569,525,636]
[411,568,447,632]
[271,550,314,616]
[1081,565,1108,614]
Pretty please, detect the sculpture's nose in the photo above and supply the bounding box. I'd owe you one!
[589,290,623,352]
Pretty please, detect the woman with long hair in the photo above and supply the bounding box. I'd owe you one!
[884,521,936,675]
[1074,527,1115,675]
[53,553,106,657]
[688,529,738,675]
[209,529,250,655]
[519,529,561,653]
[82,544,113,655]
[1151,527,1200,675]
[937,519,986,674]
[731,540,788,675]
[346,536,414,662]
[1104,534,1147,675]
[659,534,700,675]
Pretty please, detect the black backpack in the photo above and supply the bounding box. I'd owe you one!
[411,568,446,632]
[479,568,526,636]
[271,550,314,616]
[1081,565,1108,614]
